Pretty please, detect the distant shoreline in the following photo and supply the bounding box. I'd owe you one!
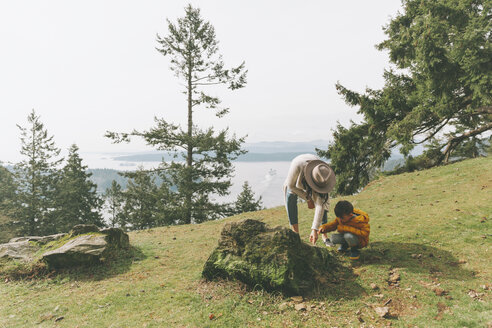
[112,152,316,163]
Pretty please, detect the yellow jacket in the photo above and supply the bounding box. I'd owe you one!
[318,208,370,248]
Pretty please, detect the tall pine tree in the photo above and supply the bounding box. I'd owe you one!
[13,110,62,235]
[52,144,103,232]
[107,4,247,224]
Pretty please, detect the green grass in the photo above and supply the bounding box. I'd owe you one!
[1,157,491,327]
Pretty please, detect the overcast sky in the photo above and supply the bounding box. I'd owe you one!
[0,0,403,163]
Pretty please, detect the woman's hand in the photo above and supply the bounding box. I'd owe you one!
[309,229,318,245]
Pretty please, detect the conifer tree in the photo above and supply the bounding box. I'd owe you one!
[119,168,162,230]
[0,165,17,242]
[320,0,491,195]
[107,4,247,224]
[233,181,263,214]
[0,165,16,214]
[103,180,124,228]
[13,110,62,235]
[52,144,103,232]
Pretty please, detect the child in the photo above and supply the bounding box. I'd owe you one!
[318,200,370,260]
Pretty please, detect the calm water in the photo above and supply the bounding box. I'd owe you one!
[82,152,290,209]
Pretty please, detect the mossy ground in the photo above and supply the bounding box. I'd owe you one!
[0,157,491,327]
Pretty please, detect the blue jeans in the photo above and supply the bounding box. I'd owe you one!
[330,232,359,247]
[285,188,327,226]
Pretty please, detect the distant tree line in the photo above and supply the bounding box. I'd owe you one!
[0,110,262,240]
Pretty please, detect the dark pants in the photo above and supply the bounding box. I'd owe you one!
[285,188,327,226]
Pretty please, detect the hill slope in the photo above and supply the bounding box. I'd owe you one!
[1,157,491,327]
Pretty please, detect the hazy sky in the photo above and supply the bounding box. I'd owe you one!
[0,0,403,163]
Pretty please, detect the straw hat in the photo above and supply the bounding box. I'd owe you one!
[303,160,336,194]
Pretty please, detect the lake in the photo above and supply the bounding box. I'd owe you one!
[82,152,291,209]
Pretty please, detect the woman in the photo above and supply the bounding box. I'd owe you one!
[283,154,336,245]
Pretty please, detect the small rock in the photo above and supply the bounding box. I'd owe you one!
[290,296,303,302]
[278,302,289,311]
[295,303,307,311]
[374,306,389,318]
[388,272,400,285]
[370,283,379,290]
[458,259,467,264]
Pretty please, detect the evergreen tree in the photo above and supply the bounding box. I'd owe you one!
[52,144,103,232]
[107,4,247,224]
[119,168,162,230]
[0,165,16,214]
[233,181,263,214]
[103,180,124,228]
[0,165,17,242]
[320,0,491,194]
[13,110,62,235]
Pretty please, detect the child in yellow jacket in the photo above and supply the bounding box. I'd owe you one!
[318,200,370,260]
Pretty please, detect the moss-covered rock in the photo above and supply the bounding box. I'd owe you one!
[70,224,100,237]
[202,219,342,296]
[42,227,130,269]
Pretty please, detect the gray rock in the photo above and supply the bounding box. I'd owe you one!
[202,219,341,296]
[99,228,130,249]
[70,224,100,236]
[42,227,129,268]
[0,226,129,269]
[0,240,40,262]
[42,234,107,268]
[9,233,67,245]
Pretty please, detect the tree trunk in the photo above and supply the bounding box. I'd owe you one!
[441,122,492,163]
[185,59,193,224]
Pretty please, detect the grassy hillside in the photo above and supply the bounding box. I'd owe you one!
[1,157,491,327]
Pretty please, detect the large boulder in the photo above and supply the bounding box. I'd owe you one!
[9,233,67,245]
[70,224,100,236]
[202,219,341,296]
[0,240,40,262]
[1,233,67,262]
[42,227,129,268]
